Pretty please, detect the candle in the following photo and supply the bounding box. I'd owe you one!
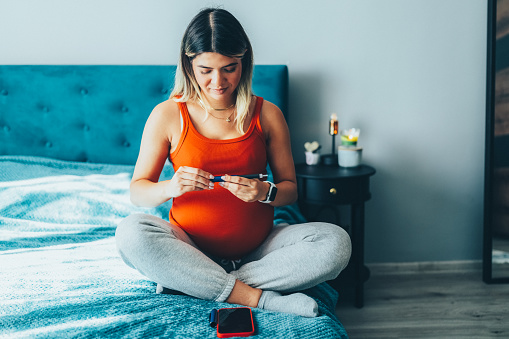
[345,134,358,142]
[340,128,360,146]
[329,113,338,135]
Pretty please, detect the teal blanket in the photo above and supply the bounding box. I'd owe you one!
[0,156,348,338]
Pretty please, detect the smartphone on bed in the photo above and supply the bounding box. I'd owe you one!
[215,307,255,338]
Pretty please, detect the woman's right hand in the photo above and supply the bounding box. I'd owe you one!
[166,166,215,199]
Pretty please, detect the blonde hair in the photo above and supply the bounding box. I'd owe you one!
[170,8,254,134]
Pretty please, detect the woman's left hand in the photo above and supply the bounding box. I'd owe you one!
[219,175,269,203]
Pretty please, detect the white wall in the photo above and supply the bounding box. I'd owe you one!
[0,0,488,263]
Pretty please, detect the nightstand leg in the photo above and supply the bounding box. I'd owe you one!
[351,203,367,308]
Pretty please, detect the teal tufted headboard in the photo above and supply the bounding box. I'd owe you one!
[0,65,288,165]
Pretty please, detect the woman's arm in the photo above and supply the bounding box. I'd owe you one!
[260,100,298,206]
[130,100,214,207]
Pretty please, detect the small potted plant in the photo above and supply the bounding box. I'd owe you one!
[304,141,321,165]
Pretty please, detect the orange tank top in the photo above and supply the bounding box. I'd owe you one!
[169,96,274,259]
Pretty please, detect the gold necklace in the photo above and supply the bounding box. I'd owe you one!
[199,99,236,122]
[209,110,235,122]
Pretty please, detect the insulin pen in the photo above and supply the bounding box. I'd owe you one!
[212,174,268,182]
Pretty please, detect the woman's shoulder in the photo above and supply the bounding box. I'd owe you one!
[258,97,279,112]
[148,99,180,123]
[258,97,287,139]
[153,98,180,115]
[259,97,285,124]
[143,99,181,135]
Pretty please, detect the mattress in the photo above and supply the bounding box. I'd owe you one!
[0,155,348,338]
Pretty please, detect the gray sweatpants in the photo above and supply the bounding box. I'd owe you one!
[115,213,351,302]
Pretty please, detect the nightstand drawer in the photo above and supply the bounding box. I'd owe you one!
[302,177,370,204]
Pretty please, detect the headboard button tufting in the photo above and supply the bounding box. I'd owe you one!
[81,88,88,95]
[3,125,10,132]
[1,89,8,96]
[161,88,168,94]
[123,141,130,148]
[121,106,129,113]
[83,124,90,131]
[45,141,53,148]
[42,106,49,113]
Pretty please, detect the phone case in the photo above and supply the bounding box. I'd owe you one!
[216,307,255,338]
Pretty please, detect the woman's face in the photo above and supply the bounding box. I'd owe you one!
[191,52,242,103]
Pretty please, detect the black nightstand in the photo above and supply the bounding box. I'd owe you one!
[295,163,376,308]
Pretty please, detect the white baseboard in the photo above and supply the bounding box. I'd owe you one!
[367,260,482,276]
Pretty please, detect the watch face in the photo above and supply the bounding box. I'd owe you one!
[268,184,277,201]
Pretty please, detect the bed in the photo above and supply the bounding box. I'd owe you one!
[0,65,348,338]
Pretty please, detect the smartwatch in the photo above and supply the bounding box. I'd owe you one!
[258,181,277,203]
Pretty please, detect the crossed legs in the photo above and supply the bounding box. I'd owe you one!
[115,213,351,317]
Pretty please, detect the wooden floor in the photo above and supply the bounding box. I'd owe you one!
[335,261,509,339]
